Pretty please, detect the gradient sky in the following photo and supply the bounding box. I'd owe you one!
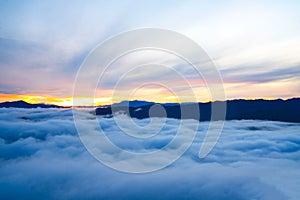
[0,0,300,106]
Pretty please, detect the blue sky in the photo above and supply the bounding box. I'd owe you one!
[0,0,300,105]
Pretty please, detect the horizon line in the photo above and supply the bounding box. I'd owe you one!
[1,97,299,108]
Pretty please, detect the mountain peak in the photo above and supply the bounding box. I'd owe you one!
[112,100,155,108]
[0,100,60,108]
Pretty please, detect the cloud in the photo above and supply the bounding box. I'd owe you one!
[220,64,300,84]
[1,1,300,100]
[0,38,78,96]
[0,108,299,199]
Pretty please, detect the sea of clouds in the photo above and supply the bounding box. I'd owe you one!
[0,108,300,199]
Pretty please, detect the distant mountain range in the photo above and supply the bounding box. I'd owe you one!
[96,98,300,123]
[0,100,61,108]
[111,100,156,108]
[1,99,299,122]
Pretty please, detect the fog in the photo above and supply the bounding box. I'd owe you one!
[0,108,299,199]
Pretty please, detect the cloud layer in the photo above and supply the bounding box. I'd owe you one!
[0,108,300,199]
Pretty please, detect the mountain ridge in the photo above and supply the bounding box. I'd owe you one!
[96,98,300,123]
[1,99,299,122]
[0,100,62,108]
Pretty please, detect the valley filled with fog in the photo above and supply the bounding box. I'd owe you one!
[0,108,300,199]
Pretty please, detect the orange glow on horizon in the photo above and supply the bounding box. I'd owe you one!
[0,94,74,107]
[0,92,298,107]
[1,79,299,107]
[0,93,207,107]
[0,94,118,107]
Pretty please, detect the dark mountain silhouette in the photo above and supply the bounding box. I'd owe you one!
[0,100,61,108]
[111,100,155,108]
[96,98,300,123]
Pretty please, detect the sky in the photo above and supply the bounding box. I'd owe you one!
[0,0,300,106]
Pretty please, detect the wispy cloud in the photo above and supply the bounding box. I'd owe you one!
[0,1,300,102]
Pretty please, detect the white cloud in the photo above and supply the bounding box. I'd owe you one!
[0,108,299,199]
